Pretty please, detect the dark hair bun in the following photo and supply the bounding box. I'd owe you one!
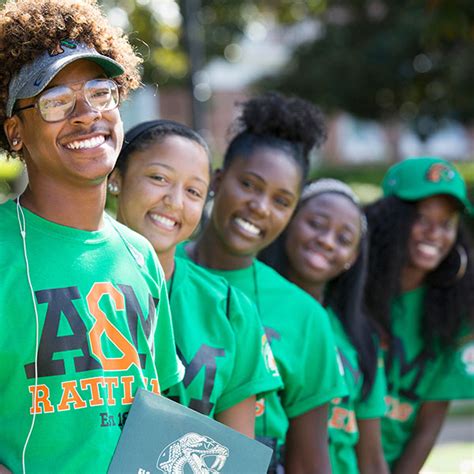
[237,91,327,153]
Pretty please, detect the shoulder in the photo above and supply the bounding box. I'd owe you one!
[0,199,16,228]
[174,256,232,304]
[176,257,229,291]
[0,200,18,270]
[175,257,259,319]
[109,217,153,254]
[107,216,164,280]
[255,259,326,313]
[0,200,18,245]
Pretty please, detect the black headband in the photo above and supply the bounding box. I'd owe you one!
[118,119,188,163]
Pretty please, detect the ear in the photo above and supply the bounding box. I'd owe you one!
[107,169,122,195]
[4,116,23,152]
[211,168,224,195]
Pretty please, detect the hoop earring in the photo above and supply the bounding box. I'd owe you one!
[455,244,468,281]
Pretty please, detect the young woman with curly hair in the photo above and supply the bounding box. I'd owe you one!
[259,179,389,474]
[177,92,347,473]
[0,1,182,472]
[364,156,474,473]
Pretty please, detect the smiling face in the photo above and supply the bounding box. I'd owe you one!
[210,147,302,258]
[112,135,210,256]
[405,194,460,276]
[285,193,362,290]
[5,59,123,188]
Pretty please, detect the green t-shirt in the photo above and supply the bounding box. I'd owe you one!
[382,286,474,465]
[176,245,347,451]
[327,308,387,474]
[0,200,184,473]
[163,257,282,416]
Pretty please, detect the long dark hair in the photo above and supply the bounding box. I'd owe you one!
[259,191,378,399]
[364,196,474,351]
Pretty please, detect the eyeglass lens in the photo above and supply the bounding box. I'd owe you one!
[38,79,119,122]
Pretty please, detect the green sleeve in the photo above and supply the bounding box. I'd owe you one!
[281,304,348,419]
[215,287,283,413]
[356,353,388,419]
[425,335,474,401]
[153,266,185,392]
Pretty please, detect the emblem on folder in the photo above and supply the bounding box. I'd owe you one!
[157,432,229,473]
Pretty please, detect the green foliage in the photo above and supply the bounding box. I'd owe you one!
[99,0,329,87]
[262,0,474,139]
[199,0,327,56]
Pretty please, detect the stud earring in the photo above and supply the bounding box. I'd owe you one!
[12,138,20,147]
[108,182,120,195]
[344,262,351,270]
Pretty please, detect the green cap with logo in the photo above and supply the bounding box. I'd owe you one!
[382,156,473,214]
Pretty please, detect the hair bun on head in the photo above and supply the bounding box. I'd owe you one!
[237,91,327,154]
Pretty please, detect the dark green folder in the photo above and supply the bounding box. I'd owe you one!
[108,388,273,473]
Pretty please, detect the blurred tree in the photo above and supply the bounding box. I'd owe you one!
[98,0,327,127]
[98,0,327,85]
[261,0,474,140]
[100,0,188,85]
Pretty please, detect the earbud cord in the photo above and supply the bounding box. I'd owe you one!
[16,197,39,474]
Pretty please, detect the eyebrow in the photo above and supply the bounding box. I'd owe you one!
[244,171,296,197]
[148,161,209,186]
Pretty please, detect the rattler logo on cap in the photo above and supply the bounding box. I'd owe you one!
[425,163,455,183]
[49,39,78,57]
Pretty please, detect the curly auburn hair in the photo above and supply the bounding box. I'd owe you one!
[0,0,142,152]
[364,196,474,352]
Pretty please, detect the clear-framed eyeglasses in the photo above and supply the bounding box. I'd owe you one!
[13,78,120,123]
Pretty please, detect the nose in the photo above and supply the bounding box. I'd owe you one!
[424,223,444,241]
[163,185,184,210]
[316,229,336,251]
[248,196,270,218]
[69,93,101,125]
[418,217,444,242]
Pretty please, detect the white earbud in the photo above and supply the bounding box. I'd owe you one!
[17,197,39,474]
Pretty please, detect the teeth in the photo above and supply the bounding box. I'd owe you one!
[234,217,261,236]
[150,213,176,229]
[65,135,105,150]
[417,243,438,256]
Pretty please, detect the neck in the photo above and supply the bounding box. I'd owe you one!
[287,268,325,302]
[20,180,107,231]
[157,248,176,281]
[400,265,427,292]
[190,222,254,270]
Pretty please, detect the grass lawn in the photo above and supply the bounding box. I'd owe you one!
[422,443,474,474]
